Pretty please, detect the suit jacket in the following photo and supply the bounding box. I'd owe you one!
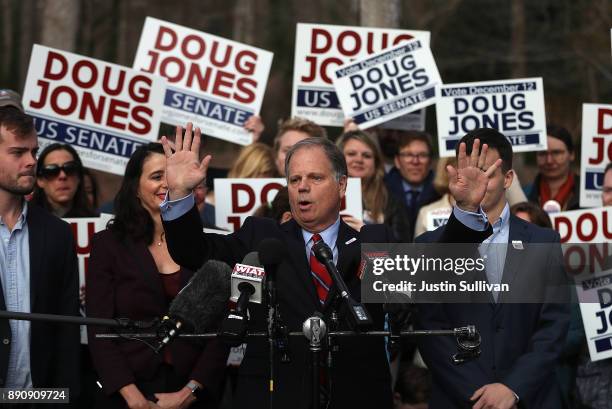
[86,230,228,399]
[384,168,441,238]
[415,213,570,409]
[163,206,395,409]
[0,204,80,394]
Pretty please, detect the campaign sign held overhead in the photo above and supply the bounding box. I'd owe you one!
[331,39,441,130]
[133,17,273,146]
[292,23,429,128]
[580,103,612,208]
[22,45,166,175]
[436,78,547,157]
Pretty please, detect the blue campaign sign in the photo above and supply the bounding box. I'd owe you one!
[435,78,547,157]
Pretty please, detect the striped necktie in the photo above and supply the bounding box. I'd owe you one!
[310,234,332,304]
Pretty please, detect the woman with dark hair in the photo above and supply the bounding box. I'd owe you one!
[87,143,227,409]
[336,130,412,242]
[32,143,96,217]
[510,201,553,228]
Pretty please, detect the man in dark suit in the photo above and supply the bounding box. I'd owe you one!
[416,128,570,409]
[160,124,393,409]
[0,92,80,399]
[159,123,503,409]
[384,131,441,238]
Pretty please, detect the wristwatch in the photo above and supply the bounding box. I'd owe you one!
[186,381,203,400]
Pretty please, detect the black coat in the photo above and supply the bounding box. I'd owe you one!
[0,204,80,398]
[163,206,394,409]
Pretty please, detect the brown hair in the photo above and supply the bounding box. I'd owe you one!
[432,157,457,195]
[396,130,433,156]
[510,201,552,228]
[228,143,279,178]
[336,130,387,221]
[0,107,35,141]
[273,117,327,153]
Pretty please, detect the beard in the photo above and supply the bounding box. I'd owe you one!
[0,174,35,196]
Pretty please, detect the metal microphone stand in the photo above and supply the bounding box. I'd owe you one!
[302,315,327,409]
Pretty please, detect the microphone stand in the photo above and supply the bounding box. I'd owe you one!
[0,310,156,329]
[303,315,327,409]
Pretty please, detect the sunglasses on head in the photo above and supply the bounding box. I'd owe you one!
[37,161,80,179]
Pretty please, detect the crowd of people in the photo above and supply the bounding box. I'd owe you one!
[0,86,611,409]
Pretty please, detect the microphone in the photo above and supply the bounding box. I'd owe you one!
[155,260,231,353]
[312,240,373,329]
[221,252,265,346]
[258,238,291,361]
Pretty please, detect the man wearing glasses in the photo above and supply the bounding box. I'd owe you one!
[527,124,580,211]
[384,131,441,239]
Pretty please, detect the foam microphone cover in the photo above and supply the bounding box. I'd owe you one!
[169,260,232,333]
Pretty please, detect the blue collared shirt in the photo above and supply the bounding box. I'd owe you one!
[401,180,423,208]
[454,203,511,301]
[160,192,195,221]
[302,218,340,266]
[0,202,32,388]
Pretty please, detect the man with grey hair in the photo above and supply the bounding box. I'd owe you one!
[159,121,499,409]
[159,123,394,409]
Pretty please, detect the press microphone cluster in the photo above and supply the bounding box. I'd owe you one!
[155,259,232,353]
[221,252,265,346]
[312,240,373,329]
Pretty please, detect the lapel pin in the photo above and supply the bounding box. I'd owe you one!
[345,237,357,245]
[512,240,524,250]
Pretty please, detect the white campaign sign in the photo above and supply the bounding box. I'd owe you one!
[332,39,441,130]
[214,178,362,232]
[435,78,547,157]
[550,207,612,244]
[22,45,166,175]
[563,241,612,363]
[580,103,612,208]
[64,216,110,343]
[133,17,273,146]
[425,207,452,231]
[291,23,429,128]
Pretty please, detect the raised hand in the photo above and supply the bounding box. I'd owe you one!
[161,123,211,200]
[446,139,502,212]
[244,115,265,143]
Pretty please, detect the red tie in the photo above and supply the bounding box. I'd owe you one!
[310,234,332,305]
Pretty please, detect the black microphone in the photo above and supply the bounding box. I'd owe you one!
[258,238,291,361]
[155,260,231,353]
[221,252,265,346]
[312,240,373,329]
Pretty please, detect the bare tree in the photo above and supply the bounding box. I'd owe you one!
[39,0,80,51]
[360,0,400,27]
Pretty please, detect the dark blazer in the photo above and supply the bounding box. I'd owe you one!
[384,169,441,238]
[0,204,80,393]
[86,229,228,399]
[415,213,570,409]
[163,205,395,409]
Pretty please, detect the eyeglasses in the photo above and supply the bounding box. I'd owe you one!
[536,149,567,160]
[37,162,80,179]
[398,152,431,162]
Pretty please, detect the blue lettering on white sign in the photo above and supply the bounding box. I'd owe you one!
[353,87,435,124]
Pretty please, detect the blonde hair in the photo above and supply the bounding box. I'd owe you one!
[273,117,327,153]
[432,157,456,195]
[336,130,387,221]
[228,143,279,178]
